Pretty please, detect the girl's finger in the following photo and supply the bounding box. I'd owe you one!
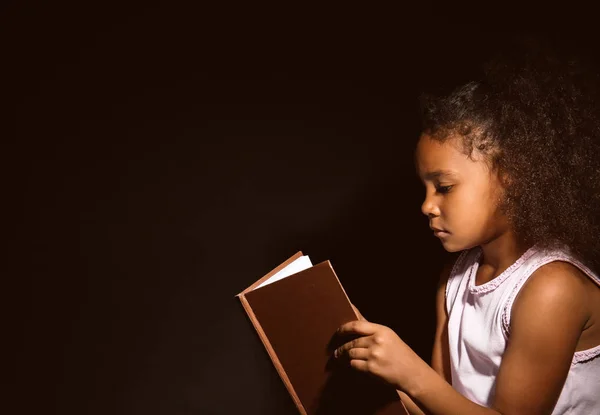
[334,337,371,358]
[349,358,370,372]
[337,320,380,336]
[347,347,370,361]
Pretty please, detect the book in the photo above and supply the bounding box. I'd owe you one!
[236,251,409,415]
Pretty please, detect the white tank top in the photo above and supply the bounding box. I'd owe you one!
[446,245,600,414]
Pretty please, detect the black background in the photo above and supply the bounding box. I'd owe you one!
[6,3,597,414]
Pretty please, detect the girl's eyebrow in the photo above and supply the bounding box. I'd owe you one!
[422,170,457,180]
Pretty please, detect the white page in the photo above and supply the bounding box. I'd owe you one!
[254,255,313,289]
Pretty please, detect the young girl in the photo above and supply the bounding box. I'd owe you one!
[335,38,600,414]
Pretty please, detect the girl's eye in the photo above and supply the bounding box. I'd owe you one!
[436,185,453,194]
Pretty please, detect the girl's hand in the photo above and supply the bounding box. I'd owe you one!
[333,320,426,393]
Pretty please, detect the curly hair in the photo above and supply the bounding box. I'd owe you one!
[419,36,600,273]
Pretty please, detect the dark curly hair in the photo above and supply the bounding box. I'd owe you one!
[419,35,600,273]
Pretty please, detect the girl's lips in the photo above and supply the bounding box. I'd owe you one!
[433,229,450,237]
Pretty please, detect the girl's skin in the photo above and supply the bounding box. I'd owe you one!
[336,134,600,415]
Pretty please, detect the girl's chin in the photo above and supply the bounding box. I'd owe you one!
[442,239,481,253]
[439,238,467,253]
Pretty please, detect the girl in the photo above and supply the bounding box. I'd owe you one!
[335,38,600,414]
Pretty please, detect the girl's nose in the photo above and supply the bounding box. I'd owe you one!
[421,196,440,217]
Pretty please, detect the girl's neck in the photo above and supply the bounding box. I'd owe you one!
[477,230,531,284]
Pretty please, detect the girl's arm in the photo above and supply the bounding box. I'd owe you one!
[408,261,588,414]
[336,261,588,415]
[488,261,589,414]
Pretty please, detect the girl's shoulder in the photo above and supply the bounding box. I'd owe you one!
[510,260,594,343]
[517,253,600,313]
[520,261,592,303]
[525,244,600,287]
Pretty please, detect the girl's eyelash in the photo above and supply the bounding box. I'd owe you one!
[436,185,453,194]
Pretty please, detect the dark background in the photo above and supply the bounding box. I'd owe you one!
[6,3,596,415]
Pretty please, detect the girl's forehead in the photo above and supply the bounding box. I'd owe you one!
[415,133,493,181]
[416,134,469,168]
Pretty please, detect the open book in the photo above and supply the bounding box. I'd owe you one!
[236,252,408,415]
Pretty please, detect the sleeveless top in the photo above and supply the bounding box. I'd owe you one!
[446,245,600,414]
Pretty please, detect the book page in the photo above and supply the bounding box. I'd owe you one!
[254,255,313,289]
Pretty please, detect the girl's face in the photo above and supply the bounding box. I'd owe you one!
[415,133,509,252]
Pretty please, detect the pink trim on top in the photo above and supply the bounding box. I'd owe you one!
[501,251,600,364]
[469,246,538,295]
[573,344,600,365]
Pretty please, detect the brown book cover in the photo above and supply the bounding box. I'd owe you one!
[236,252,409,415]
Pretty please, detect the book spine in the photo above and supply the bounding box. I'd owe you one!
[239,294,308,415]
